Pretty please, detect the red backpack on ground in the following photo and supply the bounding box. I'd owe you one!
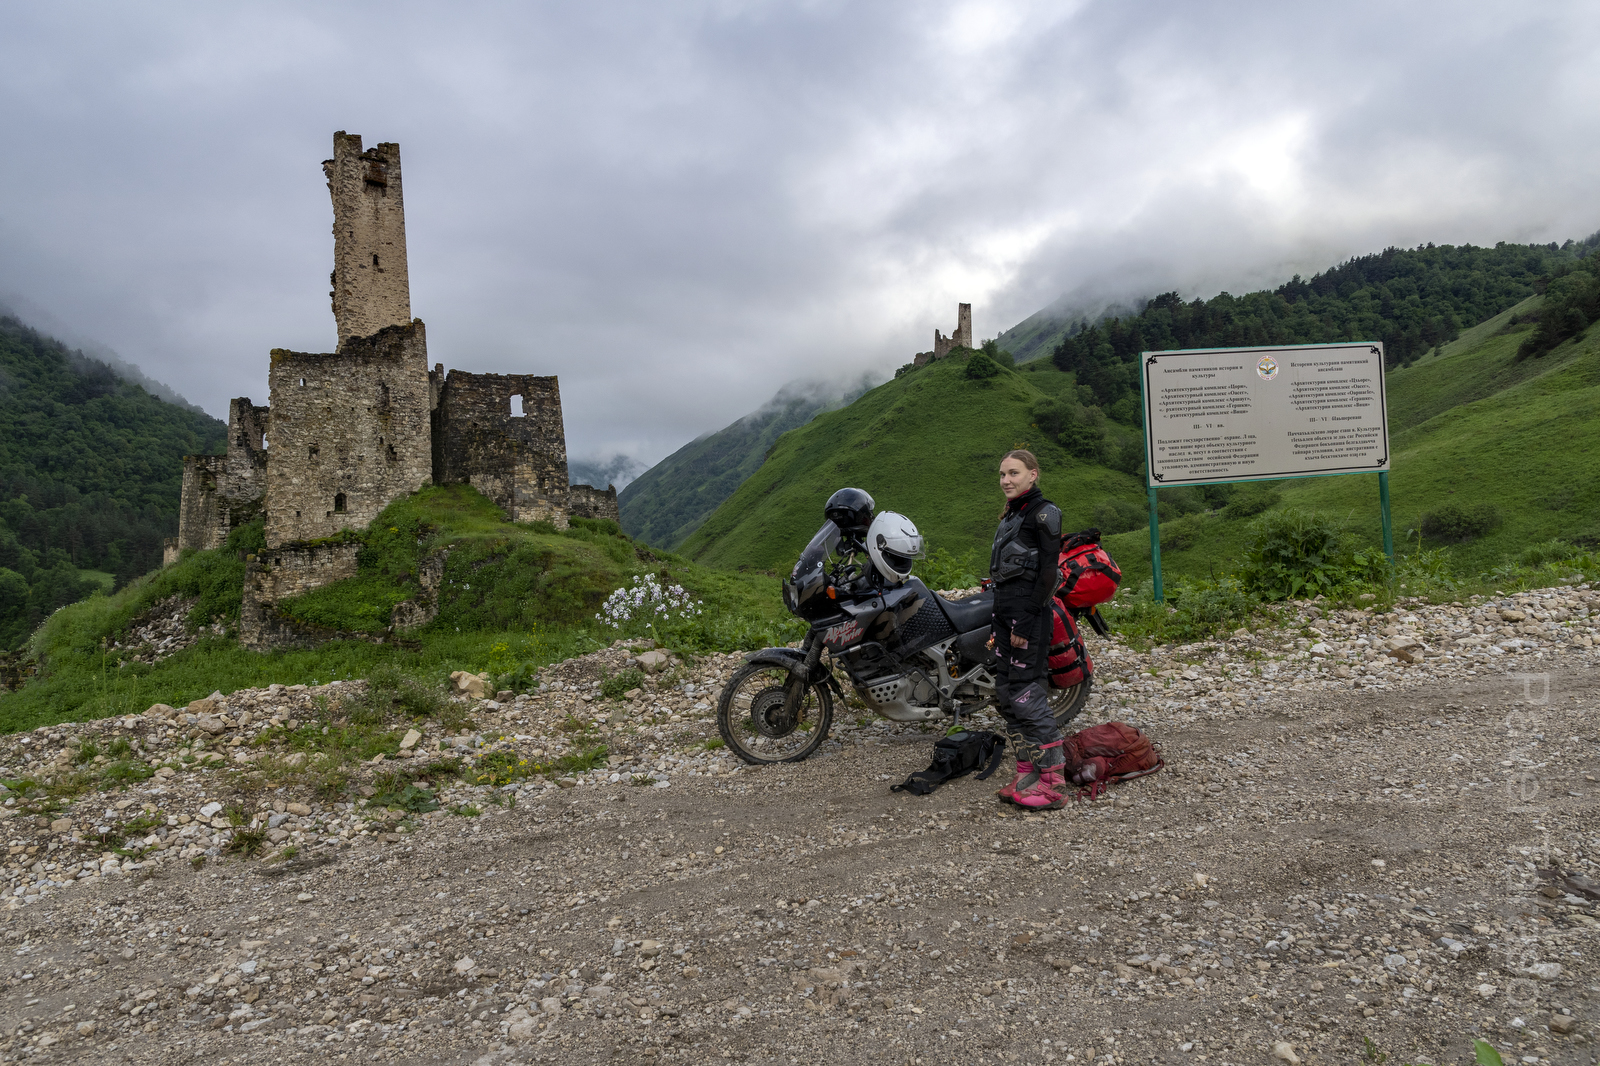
[1047,600,1090,690]
[1062,722,1164,800]
[1058,529,1121,609]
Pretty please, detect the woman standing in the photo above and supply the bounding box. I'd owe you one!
[989,449,1067,809]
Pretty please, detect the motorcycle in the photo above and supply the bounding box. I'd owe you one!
[715,519,1099,765]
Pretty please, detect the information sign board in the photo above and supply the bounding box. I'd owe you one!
[1141,342,1389,487]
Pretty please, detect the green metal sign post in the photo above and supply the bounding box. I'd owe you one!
[1139,342,1395,603]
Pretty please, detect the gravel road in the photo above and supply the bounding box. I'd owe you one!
[1,587,1597,1065]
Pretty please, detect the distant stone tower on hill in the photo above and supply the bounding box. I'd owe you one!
[169,130,619,648]
[325,133,412,349]
[914,302,973,367]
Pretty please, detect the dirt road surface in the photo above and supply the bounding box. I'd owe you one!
[2,596,1598,1066]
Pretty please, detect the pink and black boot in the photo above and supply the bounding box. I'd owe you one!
[995,757,1036,803]
[1012,739,1069,810]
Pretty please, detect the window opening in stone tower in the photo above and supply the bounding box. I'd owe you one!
[309,445,319,460]
[511,394,525,418]
[299,378,306,387]
[378,383,390,410]
[372,254,380,269]
[334,493,347,514]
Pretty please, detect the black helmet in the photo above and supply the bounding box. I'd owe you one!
[824,487,875,534]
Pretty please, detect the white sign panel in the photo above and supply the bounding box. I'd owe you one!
[1142,342,1389,487]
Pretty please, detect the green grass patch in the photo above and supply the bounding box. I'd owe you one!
[99,758,155,789]
[2,484,797,735]
[369,783,440,814]
[600,667,646,700]
[553,744,608,774]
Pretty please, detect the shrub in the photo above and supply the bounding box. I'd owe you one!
[1223,486,1281,520]
[1155,487,1207,519]
[980,339,1015,368]
[1420,503,1502,544]
[1160,514,1208,552]
[1101,577,1256,645]
[964,351,1002,380]
[1517,539,1580,567]
[1094,499,1146,535]
[1106,435,1145,476]
[1031,397,1105,461]
[363,663,452,721]
[919,548,983,591]
[1240,509,1348,600]
[1169,578,1255,637]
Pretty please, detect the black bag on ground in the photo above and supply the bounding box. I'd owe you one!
[891,730,1007,796]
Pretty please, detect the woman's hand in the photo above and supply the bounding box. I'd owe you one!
[1009,632,1029,649]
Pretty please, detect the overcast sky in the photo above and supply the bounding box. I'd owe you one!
[3,1,1597,476]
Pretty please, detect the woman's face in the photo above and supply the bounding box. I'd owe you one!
[998,457,1038,500]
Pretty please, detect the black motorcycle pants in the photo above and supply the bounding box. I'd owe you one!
[990,603,1062,750]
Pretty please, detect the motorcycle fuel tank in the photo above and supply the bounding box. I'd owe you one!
[818,583,924,651]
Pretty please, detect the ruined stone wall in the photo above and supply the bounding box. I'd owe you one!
[239,542,362,651]
[226,398,271,485]
[264,321,433,548]
[175,455,227,552]
[567,483,620,523]
[325,132,411,349]
[432,370,570,527]
[172,397,270,554]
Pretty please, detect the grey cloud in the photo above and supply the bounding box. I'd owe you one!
[0,0,1595,471]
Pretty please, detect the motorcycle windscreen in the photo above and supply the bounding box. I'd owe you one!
[784,521,841,618]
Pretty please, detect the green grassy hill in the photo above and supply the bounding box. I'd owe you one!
[678,354,1139,572]
[1,485,798,733]
[638,238,1596,567]
[1097,294,1600,587]
[619,378,872,549]
[682,293,1600,589]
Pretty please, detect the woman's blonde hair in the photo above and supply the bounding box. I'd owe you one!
[999,449,1041,517]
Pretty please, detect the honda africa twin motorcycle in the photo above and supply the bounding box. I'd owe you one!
[715,519,1097,765]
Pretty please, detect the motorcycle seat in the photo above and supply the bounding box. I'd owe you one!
[937,591,993,633]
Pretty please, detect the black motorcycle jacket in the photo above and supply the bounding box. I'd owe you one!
[989,487,1063,621]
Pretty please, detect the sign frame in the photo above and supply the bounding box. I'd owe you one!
[1137,341,1395,601]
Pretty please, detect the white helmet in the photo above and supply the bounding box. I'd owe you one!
[866,511,923,584]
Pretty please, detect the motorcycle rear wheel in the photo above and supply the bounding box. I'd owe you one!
[716,663,834,765]
[1049,675,1093,730]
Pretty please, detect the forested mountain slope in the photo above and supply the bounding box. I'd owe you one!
[0,316,226,649]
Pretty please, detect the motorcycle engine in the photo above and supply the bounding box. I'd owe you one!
[906,668,939,704]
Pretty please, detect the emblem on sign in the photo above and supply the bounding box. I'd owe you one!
[1256,355,1279,380]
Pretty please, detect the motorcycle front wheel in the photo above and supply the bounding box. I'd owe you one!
[716,663,834,765]
[1049,675,1093,731]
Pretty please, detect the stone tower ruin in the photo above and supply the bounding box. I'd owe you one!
[914,302,974,367]
[325,133,412,348]
[265,321,434,547]
[168,130,619,648]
